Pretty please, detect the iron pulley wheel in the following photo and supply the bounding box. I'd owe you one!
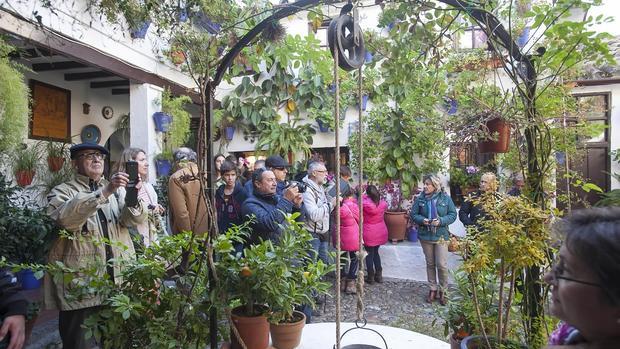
[328,14,366,71]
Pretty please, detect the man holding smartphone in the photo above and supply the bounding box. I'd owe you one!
[45,143,147,349]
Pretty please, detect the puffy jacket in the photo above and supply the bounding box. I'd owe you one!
[45,174,147,311]
[241,192,297,244]
[215,182,248,234]
[301,176,333,238]
[411,191,457,242]
[168,163,209,236]
[333,198,360,251]
[362,195,388,247]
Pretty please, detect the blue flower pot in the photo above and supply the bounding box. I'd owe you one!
[365,51,373,63]
[517,27,530,48]
[153,112,172,132]
[361,95,369,111]
[446,98,458,115]
[178,9,188,22]
[407,227,418,242]
[130,21,151,39]
[17,269,41,290]
[156,159,172,177]
[317,119,330,132]
[225,126,236,141]
[328,84,336,94]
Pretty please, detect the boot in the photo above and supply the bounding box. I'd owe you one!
[345,279,356,294]
[365,270,375,285]
[437,290,447,306]
[374,268,383,283]
[340,279,347,292]
[426,290,437,303]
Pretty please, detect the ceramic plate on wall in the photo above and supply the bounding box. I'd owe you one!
[81,124,101,144]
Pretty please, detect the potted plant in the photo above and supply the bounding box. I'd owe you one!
[214,215,333,349]
[478,117,511,153]
[0,174,58,289]
[46,140,68,172]
[457,192,550,349]
[12,143,41,187]
[155,151,173,177]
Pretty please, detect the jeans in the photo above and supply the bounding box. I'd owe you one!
[344,251,358,279]
[420,240,449,291]
[364,245,382,273]
[310,238,330,265]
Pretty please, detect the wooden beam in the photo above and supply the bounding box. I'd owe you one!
[32,61,87,71]
[90,80,129,88]
[64,71,114,81]
[25,47,53,57]
[111,88,129,95]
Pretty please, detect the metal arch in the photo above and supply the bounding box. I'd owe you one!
[208,1,535,348]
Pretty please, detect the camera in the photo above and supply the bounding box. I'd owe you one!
[284,180,307,193]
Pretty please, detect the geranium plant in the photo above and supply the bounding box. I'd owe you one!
[449,165,482,189]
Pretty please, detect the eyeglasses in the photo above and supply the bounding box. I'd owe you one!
[78,152,106,161]
[549,258,601,287]
[274,167,287,171]
[315,169,327,174]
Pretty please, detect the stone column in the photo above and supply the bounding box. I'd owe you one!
[129,83,163,184]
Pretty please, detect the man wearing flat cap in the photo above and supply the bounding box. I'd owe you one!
[265,155,290,196]
[45,143,147,349]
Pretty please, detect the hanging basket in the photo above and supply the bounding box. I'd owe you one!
[47,156,65,172]
[335,319,388,349]
[153,112,172,132]
[225,126,236,141]
[478,118,510,153]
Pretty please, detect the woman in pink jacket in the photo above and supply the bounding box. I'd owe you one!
[362,185,389,284]
[334,186,360,294]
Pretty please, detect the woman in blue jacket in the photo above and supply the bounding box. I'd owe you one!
[411,174,457,305]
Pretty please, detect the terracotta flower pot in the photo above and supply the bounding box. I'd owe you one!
[170,50,186,65]
[15,170,35,187]
[384,211,408,242]
[269,311,306,349]
[230,306,270,349]
[478,118,510,153]
[47,156,65,172]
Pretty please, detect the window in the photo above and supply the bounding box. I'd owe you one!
[458,27,488,50]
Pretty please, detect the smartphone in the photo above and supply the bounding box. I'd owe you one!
[125,160,139,207]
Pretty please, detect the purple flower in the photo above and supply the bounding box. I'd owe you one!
[465,165,478,174]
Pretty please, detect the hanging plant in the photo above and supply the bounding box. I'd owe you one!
[0,38,29,154]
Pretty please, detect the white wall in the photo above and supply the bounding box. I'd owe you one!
[22,69,130,146]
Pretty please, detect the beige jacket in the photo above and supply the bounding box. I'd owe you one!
[44,174,147,311]
[168,162,210,236]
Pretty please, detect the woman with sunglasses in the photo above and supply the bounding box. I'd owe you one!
[545,207,620,348]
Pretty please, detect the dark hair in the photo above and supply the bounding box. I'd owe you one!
[366,185,380,205]
[252,168,269,186]
[340,165,352,178]
[556,207,620,305]
[214,154,225,162]
[220,160,237,175]
[225,155,237,164]
[341,186,354,198]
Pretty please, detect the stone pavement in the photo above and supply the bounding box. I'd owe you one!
[25,238,461,348]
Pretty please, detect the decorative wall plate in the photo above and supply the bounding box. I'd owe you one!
[81,124,101,144]
[102,106,114,119]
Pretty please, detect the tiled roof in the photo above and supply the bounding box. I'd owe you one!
[580,35,620,79]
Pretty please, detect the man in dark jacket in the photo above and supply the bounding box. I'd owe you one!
[265,155,290,195]
[0,269,27,349]
[241,168,303,244]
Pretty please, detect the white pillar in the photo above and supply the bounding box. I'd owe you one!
[129,83,163,184]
